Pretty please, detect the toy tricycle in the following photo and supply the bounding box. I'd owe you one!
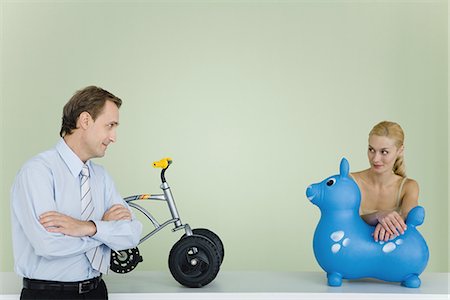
[109,158,224,288]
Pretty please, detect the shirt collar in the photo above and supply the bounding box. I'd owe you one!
[56,138,93,178]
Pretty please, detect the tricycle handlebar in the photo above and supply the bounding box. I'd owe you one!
[153,157,172,169]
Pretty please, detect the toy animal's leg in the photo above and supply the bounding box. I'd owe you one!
[401,274,421,288]
[327,272,343,287]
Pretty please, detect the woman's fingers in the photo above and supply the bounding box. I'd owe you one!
[377,211,408,237]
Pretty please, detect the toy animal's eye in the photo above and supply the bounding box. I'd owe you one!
[326,178,336,186]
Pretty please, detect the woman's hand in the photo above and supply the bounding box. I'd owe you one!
[373,211,407,242]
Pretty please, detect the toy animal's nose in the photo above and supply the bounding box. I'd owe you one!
[306,185,316,201]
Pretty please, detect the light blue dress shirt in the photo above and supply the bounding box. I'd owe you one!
[10,138,143,282]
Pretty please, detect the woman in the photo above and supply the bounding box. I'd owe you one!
[351,121,419,242]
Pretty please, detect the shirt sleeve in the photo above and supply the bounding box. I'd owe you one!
[90,169,143,251]
[11,163,102,260]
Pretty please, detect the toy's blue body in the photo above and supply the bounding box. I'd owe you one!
[306,158,429,288]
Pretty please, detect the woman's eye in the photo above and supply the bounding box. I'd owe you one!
[326,178,336,186]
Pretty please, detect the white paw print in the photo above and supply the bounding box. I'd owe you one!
[381,238,404,253]
[330,230,350,254]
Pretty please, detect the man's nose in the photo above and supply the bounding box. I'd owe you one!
[110,130,117,143]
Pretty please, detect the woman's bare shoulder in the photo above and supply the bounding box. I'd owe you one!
[351,169,369,180]
[404,178,419,192]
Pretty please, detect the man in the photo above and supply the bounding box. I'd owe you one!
[10,86,143,299]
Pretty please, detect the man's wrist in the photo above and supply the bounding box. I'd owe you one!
[87,220,97,237]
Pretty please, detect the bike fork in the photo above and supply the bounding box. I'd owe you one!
[161,182,193,236]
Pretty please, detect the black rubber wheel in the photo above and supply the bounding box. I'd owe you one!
[110,247,143,273]
[183,228,224,265]
[168,235,221,288]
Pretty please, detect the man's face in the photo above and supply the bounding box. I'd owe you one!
[84,100,119,159]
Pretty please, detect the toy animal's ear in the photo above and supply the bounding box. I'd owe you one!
[340,157,349,178]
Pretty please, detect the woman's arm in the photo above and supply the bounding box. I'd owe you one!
[360,212,380,226]
[399,179,419,220]
[362,179,419,242]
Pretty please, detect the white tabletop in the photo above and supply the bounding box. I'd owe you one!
[1,271,448,300]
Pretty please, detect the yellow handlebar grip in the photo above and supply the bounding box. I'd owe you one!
[153,157,173,169]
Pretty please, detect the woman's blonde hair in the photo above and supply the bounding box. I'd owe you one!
[369,121,406,177]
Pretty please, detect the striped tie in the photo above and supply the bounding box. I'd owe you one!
[80,164,109,274]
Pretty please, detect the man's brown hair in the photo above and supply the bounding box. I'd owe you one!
[60,86,122,137]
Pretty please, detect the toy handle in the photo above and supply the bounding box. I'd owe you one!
[153,157,172,169]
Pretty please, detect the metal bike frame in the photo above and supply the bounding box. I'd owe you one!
[124,181,193,245]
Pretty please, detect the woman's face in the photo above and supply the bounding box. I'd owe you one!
[367,135,403,174]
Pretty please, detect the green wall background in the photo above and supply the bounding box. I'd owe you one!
[1,0,448,274]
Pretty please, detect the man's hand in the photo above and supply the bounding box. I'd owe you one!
[102,204,132,221]
[39,211,97,237]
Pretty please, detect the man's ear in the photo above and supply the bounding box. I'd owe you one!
[77,111,92,129]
